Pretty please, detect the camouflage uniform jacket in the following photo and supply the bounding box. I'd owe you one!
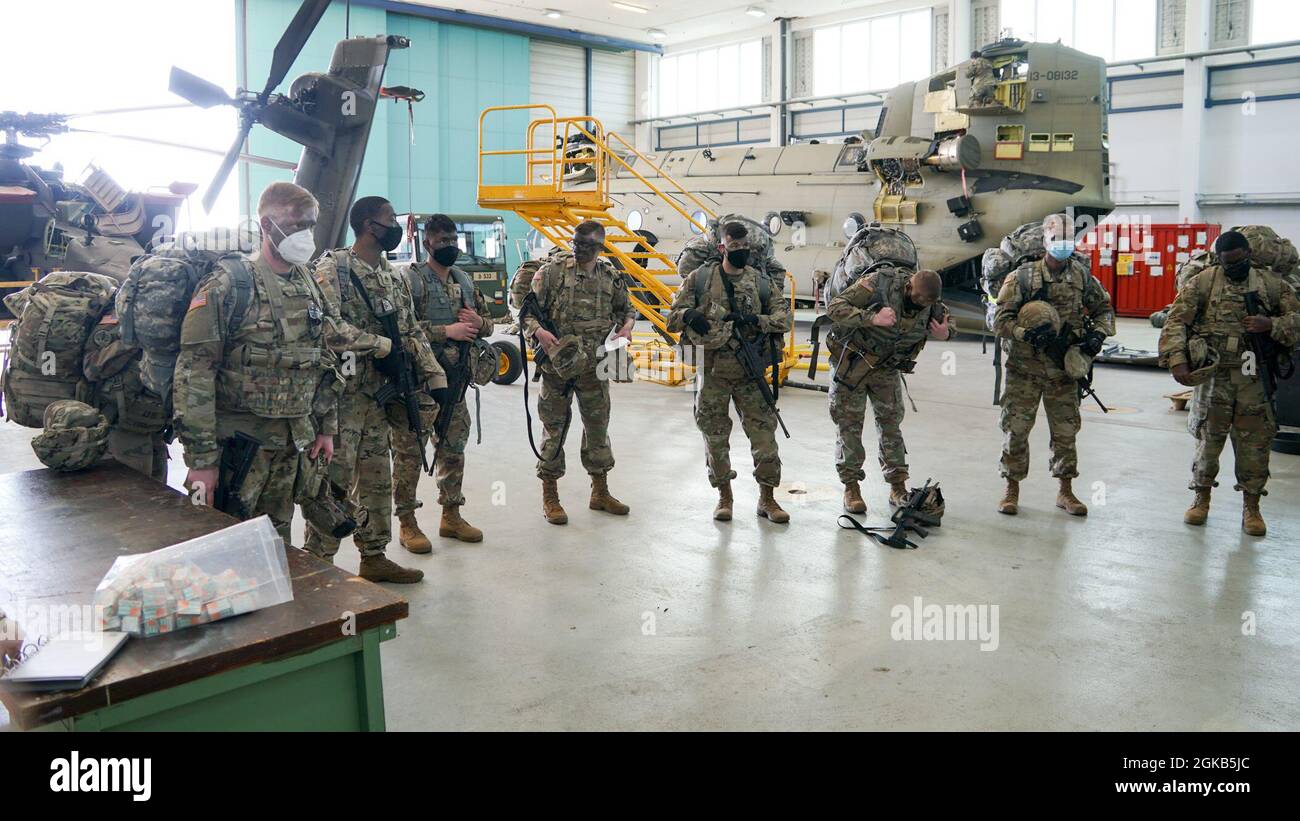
[826,268,954,371]
[313,248,446,398]
[1158,263,1300,371]
[667,262,791,378]
[523,255,636,357]
[404,261,494,368]
[995,256,1115,377]
[175,254,352,470]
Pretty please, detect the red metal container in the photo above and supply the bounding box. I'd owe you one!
[1080,222,1220,317]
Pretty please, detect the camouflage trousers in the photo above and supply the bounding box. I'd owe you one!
[219,442,301,546]
[999,367,1081,481]
[828,366,907,484]
[392,395,471,512]
[695,370,781,488]
[109,428,168,483]
[304,391,393,560]
[1187,369,1275,494]
[536,367,614,480]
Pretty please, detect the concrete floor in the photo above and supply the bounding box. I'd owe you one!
[2,317,1297,730]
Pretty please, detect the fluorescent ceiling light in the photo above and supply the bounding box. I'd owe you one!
[543,8,562,19]
[612,2,649,13]
[745,6,766,17]
[647,28,666,39]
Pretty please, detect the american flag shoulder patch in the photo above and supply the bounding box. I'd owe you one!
[188,291,208,311]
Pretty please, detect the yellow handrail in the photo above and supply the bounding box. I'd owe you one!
[604,131,717,233]
[478,104,559,193]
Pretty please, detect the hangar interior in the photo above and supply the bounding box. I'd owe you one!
[1,0,1298,731]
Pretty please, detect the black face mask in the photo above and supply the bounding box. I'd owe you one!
[431,245,459,267]
[726,249,750,270]
[1224,259,1250,281]
[372,221,404,252]
[574,239,602,264]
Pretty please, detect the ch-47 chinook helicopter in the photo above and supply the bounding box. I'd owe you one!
[601,38,1113,330]
[1,0,410,318]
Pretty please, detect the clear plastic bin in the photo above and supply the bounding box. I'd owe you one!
[92,516,293,637]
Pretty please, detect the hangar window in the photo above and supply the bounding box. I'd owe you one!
[1251,0,1300,44]
[812,9,933,96]
[658,39,763,117]
[999,0,1158,62]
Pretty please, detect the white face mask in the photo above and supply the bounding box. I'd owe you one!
[269,218,316,266]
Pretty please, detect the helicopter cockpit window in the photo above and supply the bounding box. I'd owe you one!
[835,143,866,170]
[689,210,708,235]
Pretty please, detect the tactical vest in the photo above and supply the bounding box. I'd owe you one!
[833,267,937,371]
[549,258,619,341]
[1192,265,1287,368]
[687,263,772,352]
[1017,259,1087,331]
[215,264,328,419]
[410,263,476,325]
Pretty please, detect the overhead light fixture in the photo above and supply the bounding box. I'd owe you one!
[543,8,562,19]
[612,2,649,13]
[647,28,666,40]
[745,6,766,17]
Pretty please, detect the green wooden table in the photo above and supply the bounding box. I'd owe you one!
[0,462,408,731]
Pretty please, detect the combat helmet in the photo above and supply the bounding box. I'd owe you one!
[1016,300,1062,334]
[547,335,590,381]
[1184,336,1221,386]
[30,400,110,472]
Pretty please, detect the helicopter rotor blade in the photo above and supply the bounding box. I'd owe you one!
[202,121,253,213]
[262,0,332,98]
[169,66,237,109]
[66,127,297,170]
[67,104,196,118]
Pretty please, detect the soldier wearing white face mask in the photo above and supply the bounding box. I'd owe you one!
[174,182,392,546]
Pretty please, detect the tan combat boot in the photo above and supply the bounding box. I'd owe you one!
[1056,478,1088,516]
[714,482,734,521]
[440,505,483,543]
[359,554,425,584]
[997,479,1019,515]
[1184,488,1211,526]
[842,481,867,514]
[888,481,910,507]
[757,485,790,523]
[542,479,568,525]
[1242,493,1267,537]
[589,473,630,515]
[398,512,432,554]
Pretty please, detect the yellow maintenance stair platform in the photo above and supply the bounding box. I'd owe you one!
[477,104,807,386]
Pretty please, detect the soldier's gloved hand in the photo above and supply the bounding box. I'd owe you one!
[1079,330,1106,356]
[683,308,712,336]
[723,311,760,327]
[1024,323,1057,351]
[373,339,402,378]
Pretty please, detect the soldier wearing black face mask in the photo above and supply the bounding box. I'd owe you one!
[393,214,495,547]
[308,196,444,583]
[1160,230,1300,536]
[668,221,793,522]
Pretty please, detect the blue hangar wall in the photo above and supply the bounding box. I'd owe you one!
[237,0,532,269]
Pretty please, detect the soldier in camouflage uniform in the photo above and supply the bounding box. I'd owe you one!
[177,183,353,547]
[309,196,446,583]
[994,213,1115,516]
[668,221,792,522]
[82,312,170,482]
[523,220,636,524]
[392,214,494,547]
[826,268,953,514]
[967,50,997,106]
[676,213,788,284]
[1158,230,1300,536]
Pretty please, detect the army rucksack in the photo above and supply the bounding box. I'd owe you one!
[1,271,119,428]
[679,213,783,297]
[827,225,918,302]
[1233,225,1298,276]
[115,241,256,399]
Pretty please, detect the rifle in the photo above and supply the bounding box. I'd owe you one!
[434,339,473,442]
[349,270,432,476]
[839,479,943,550]
[730,323,791,439]
[1242,290,1294,411]
[214,431,261,519]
